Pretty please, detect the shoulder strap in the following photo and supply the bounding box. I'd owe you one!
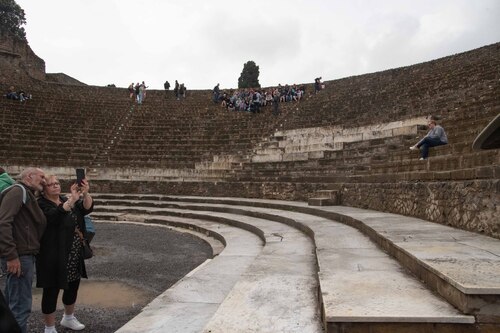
[0,184,29,205]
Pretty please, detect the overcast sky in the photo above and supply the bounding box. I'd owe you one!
[16,0,500,90]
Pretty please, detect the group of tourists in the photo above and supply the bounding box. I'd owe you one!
[173,80,187,100]
[128,82,148,104]
[0,167,93,333]
[212,83,307,115]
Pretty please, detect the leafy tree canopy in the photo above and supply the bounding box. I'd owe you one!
[0,0,27,40]
[238,60,260,89]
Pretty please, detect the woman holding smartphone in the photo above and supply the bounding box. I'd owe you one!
[36,174,93,333]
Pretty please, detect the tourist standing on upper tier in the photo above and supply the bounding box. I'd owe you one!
[213,83,220,103]
[174,80,179,100]
[128,83,134,100]
[134,83,140,103]
[0,167,47,333]
[410,119,448,160]
[137,81,147,105]
[314,77,322,94]
[141,81,148,101]
[179,83,186,99]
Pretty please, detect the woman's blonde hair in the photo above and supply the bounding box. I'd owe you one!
[41,174,57,196]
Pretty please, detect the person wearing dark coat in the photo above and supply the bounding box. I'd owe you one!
[36,175,93,333]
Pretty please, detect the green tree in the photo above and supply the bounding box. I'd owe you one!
[0,0,27,40]
[238,60,260,88]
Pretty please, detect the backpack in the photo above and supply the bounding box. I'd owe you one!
[0,173,15,193]
[0,184,29,205]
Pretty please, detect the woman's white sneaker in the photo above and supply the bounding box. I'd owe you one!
[60,316,85,331]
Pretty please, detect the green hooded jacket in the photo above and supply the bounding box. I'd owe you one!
[0,172,15,193]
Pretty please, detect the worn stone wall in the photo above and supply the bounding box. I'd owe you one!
[340,180,500,239]
[87,178,499,239]
[84,180,305,200]
[0,32,45,82]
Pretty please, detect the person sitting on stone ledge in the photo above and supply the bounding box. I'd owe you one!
[221,93,229,108]
[213,84,304,113]
[410,119,448,160]
[17,90,31,102]
[5,86,19,100]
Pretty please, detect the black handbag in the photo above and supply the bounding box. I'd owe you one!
[76,227,93,260]
[82,238,93,259]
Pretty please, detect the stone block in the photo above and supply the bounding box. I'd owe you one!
[494,165,500,179]
[282,152,309,161]
[334,133,363,143]
[254,147,282,155]
[284,143,327,153]
[251,154,282,163]
[476,166,494,179]
[308,151,325,159]
[393,125,419,136]
[332,142,344,150]
[433,171,452,180]
[308,197,336,206]
[450,169,475,180]
[363,128,394,140]
[308,190,341,206]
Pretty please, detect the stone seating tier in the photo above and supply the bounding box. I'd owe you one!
[236,135,498,178]
[278,44,499,131]
[1,43,498,238]
[90,194,500,332]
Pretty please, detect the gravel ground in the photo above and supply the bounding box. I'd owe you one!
[1,221,213,333]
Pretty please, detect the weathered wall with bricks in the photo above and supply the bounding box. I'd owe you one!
[340,180,500,239]
[87,178,499,239]
[0,32,45,82]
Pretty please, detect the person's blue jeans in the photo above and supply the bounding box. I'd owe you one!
[1,255,35,333]
[417,137,447,159]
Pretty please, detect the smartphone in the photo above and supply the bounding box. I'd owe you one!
[76,168,85,186]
